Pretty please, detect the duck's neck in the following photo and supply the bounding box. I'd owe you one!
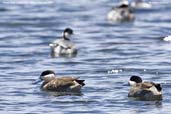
[63,36,70,41]
[63,33,71,41]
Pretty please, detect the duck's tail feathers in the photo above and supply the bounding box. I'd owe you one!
[155,84,162,92]
[75,80,85,86]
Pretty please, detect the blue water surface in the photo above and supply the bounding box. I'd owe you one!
[0,0,171,113]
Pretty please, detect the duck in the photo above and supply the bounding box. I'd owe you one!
[49,28,77,57]
[131,0,152,9]
[35,70,85,92]
[128,76,162,100]
[163,35,171,42]
[107,0,135,22]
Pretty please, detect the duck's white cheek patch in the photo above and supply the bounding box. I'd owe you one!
[49,43,53,47]
[129,81,136,86]
[64,32,71,37]
[44,74,55,78]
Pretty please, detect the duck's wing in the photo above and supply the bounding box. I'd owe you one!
[42,78,75,91]
[52,39,75,49]
[49,38,61,47]
[142,82,154,89]
[49,39,66,48]
[142,82,162,93]
[58,77,85,86]
[129,84,153,97]
[58,76,78,80]
[42,77,84,91]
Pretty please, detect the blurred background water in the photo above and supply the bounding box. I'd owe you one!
[0,0,171,113]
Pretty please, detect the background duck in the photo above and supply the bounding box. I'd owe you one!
[163,35,171,42]
[131,0,152,9]
[128,76,162,101]
[107,0,135,22]
[49,28,77,57]
[35,70,85,93]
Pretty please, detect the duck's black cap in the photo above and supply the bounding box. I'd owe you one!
[40,70,55,76]
[64,28,73,34]
[119,4,129,8]
[130,76,142,83]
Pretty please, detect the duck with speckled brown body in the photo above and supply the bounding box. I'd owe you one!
[128,76,162,101]
[35,70,85,92]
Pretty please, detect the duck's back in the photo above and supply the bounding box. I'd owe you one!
[128,82,162,100]
[51,39,77,55]
[53,39,75,49]
[107,6,134,22]
[42,77,84,92]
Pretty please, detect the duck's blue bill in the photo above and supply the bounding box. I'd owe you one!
[32,79,42,84]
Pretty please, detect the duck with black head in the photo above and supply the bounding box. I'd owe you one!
[35,70,85,93]
[107,0,135,22]
[49,28,77,57]
[128,76,162,101]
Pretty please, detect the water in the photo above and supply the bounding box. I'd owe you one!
[0,0,171,113]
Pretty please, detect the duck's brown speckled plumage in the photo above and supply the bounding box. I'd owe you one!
[128,76,162,101]
[41,77,85,92]
[38,70,85,92]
